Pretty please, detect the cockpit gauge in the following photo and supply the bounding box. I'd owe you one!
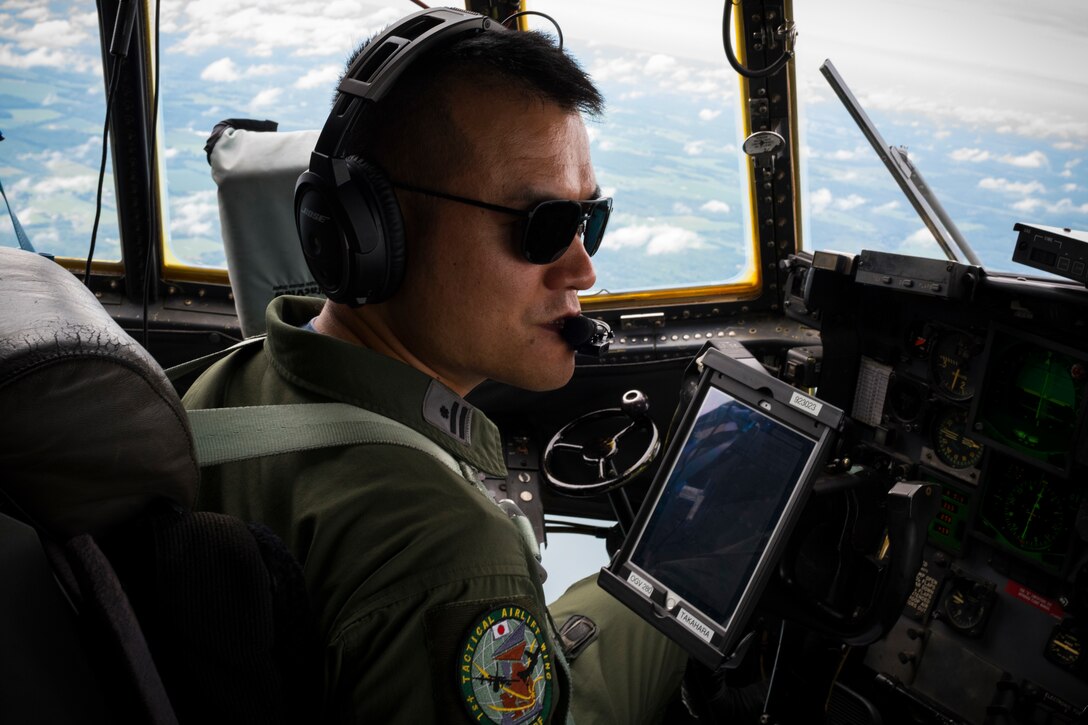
[973,332,1088,472]
[931,407,985,469]
[1044,621,1086,676]
[937,574,996,637]
[887,376,926,423]
[742,130,786,157]
[930,329,978,401]
[982,460,1070,555]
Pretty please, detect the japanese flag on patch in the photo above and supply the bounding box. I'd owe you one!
[492,619,514,639]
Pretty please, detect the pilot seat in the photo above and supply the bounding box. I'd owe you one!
[0,246,320,724]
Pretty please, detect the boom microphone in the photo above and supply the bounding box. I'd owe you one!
[561,315,614,357]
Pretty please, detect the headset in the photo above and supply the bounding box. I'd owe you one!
[293,8,503,306]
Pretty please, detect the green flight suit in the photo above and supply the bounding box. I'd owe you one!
[184,295,686,724]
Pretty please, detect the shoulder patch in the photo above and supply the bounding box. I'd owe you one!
[423,380,474,445]
[459,605,555,724]
[425,598,557,724]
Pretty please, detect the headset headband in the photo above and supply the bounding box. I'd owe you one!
[311,8,498,168]
[295,7,504,306]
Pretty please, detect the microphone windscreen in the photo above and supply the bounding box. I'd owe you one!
[561,315,597,348]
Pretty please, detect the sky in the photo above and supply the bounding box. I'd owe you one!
[3,0,1087,278]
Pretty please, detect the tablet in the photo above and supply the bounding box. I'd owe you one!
[598,345,844,667]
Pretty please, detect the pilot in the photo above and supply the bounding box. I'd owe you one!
[184,15,687,724]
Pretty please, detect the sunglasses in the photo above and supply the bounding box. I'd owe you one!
[392,181,612,264]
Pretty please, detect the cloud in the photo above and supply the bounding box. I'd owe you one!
[672,202,692,214]
[808,188,867,214]
[683,141,705,156]
[698,108,721,121]
[169,190,219,238]
[1063,183,1079,192]
[827,148,865,161]
[0,5,100,74]
[950,148,991,162]
[202,57,240,82]
[604,223,707,255]
[167,3,408,59]
[589,56,641,84]
[589,49,732,102]
[1013,197,1088,215]
[999,150,1048,168]
[835,194,866,211]
[1048,198,1088,214]
[201,57,282,82]
[811,188,832,214]
[953,148,1044,168]
[4,18,86,49]
[898,227,942,257]
[0,43,92,71]
[296,64,340,90]
[978,178,1046,195]
[249,88,283,111]
[32,174,98,195]
[874,201,901,213]
[643,54,677,76]
[1013,198,1046,213]
[700,200,731,214]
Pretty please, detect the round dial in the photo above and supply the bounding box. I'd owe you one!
[742,130,785,156]
[888,376,926,423]
[1044,625,1083,668]
[939,575,995,636]
[1000,469,1064,551]
[978,341,1086,462]
[930,329,978,401]
[932,407,985,469]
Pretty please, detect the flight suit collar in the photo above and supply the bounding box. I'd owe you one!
[263,296,507,478]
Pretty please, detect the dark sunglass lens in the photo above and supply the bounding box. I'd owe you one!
[582,199,611,257]
[524,201,581,264]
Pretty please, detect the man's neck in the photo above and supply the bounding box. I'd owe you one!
[312,301,479,398]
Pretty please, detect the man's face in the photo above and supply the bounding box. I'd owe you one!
[384,86,599,395]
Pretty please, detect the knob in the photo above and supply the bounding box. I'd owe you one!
[621,389,649,418]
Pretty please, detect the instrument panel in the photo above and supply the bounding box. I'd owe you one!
[789,250,1088,722]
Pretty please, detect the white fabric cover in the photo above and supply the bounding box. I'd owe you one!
[209,127,323,336]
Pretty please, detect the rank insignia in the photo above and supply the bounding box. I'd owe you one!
[458,605,555,724]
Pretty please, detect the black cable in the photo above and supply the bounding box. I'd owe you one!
[722,0,793,80]
[544,521,612,538]
[141,0,162,351]
[501,10,564,51]
[84,54,123,285]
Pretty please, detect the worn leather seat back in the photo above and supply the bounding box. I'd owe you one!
[0,247,319,724]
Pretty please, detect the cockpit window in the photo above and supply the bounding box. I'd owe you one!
[793,0,1088,276]
[160,0,757,298]
[0,2,119,261]
[526,2,756,298]
[3,0,756,300]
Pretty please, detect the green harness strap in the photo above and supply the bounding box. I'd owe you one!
[186,402,462,476]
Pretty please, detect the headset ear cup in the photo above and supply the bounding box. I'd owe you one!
[345,158,407,304]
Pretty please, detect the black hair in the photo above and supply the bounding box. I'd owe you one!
[337,25,604,188]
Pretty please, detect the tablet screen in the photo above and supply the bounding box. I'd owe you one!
[629,386,818,626]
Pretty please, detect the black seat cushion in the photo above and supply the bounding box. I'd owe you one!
[0,248,197,537]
